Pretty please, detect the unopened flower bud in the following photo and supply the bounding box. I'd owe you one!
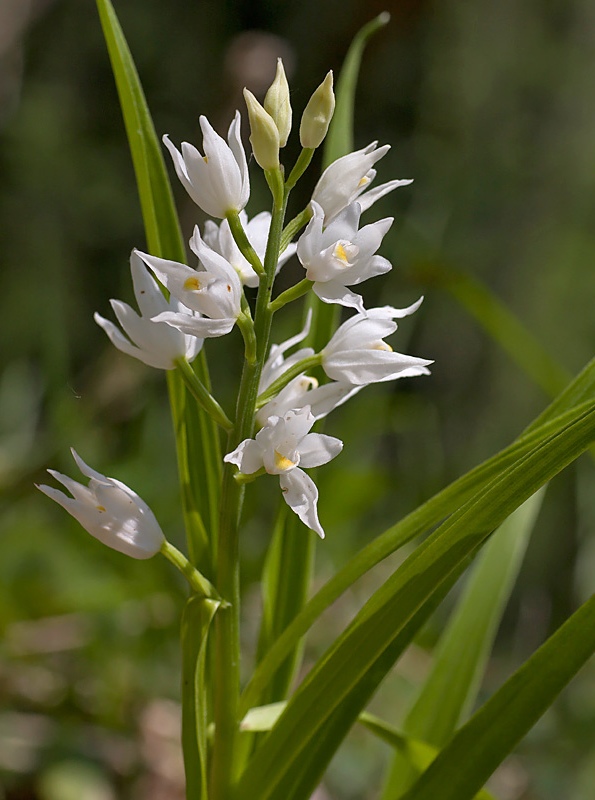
[264,59,292,147]
[299,71,335,149]
[243,88,280,171]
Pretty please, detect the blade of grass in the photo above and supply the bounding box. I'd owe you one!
[241,358,595,715]
[235,402,595,800]
[402,592,595,800]
[381,488,545,798]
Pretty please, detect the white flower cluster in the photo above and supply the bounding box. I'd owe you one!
[40,62,432,551]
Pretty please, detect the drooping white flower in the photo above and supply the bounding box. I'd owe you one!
[256,312,360,425]
[297,200,393,313]
[312,141,412,224]
[224,407,342,538]
[322,301,433,385]
[37,450,165,559]
[163,111,249,219]
[203,211,296,288]
[94,251,203,370]
[136,227,243,339]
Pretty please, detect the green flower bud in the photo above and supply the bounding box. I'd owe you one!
[264,58,292,147]
[299,71,335,149]
[243,88,280,171]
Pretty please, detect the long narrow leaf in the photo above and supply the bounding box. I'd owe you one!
[181,596,219,798]
[402,592,595,800]
[95,0,221,569]
[381,489,545,798]
[359,713,496,800]
[236,402,595,799]
[240,360,595,716]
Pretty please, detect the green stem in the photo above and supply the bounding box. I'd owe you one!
[280,205,313,254]
[226,210,265,277]
[237,308,257,365]
[175,357,234,432]
[256,353,322,410]
[285,147,315,190]
[269,278,313,314]
[160,540,222,600]
[210,187,290,800]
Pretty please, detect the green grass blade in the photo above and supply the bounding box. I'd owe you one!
[402,593,595,800]
[381,489,545,798]
[323,11,391,169]
[240,360,595,717]
[256,504,315,702]
[95,0,221,568]
[235,402,595,800]
[306,12,390,354]
[181,596,219,799]
[359,713,497,800]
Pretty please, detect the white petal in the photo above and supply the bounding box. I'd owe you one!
[224,439,264,474]
[299,433,343,468]
[357,178,414,214]
[313,281,366,314]
[152,311,236,339]
[323,349,433,385]
[279,468,325,538]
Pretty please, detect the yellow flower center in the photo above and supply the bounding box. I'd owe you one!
[374,341,393,352]
[183,276,202,291]
[274,450,296,471]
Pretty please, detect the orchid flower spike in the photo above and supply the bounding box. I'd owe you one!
[257,312,361,425]
[37,450,165,559]
[322,301,434,385]
[94,251,203,370]
[224,406,343,538]
[135,227,243,339]
[312,141,413,225]
[203,211,296,289]
[163,111,249,219]
[297,200,393,313]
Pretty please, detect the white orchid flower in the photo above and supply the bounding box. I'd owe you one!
[135,227,243,339]
[312,141,412,225]
[322,301,433,385]
[163,111,249,219]
[37,450,165,559]
[297,200,393,313]
[256,312,360,424]
[224,407,342,538]
[94,251,202,370]
[203,210,296,288]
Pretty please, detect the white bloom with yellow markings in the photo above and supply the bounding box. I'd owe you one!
[37,450,165,559]
[322,302,433,385]
[224,407,342,538]
[135,227,243,339]
[297,200,393,313]
[256,312,360,424]
[203,211,296,288]
[163,111,249,219]
[94,251,203,370]
[312,142,412,225]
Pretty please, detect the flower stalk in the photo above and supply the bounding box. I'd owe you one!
[175,357,234,431]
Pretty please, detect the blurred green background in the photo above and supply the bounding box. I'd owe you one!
[1,0,595,798]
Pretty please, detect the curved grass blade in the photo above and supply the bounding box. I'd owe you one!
[95,0,221,569]
[181,596,219,798]
[235,402,595,799]
[359,713,496,800]
[240,363,595,717]
[306,11,390,354]
[381,488,544,798]
[402,592,595,800]
[323,11,391,169]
